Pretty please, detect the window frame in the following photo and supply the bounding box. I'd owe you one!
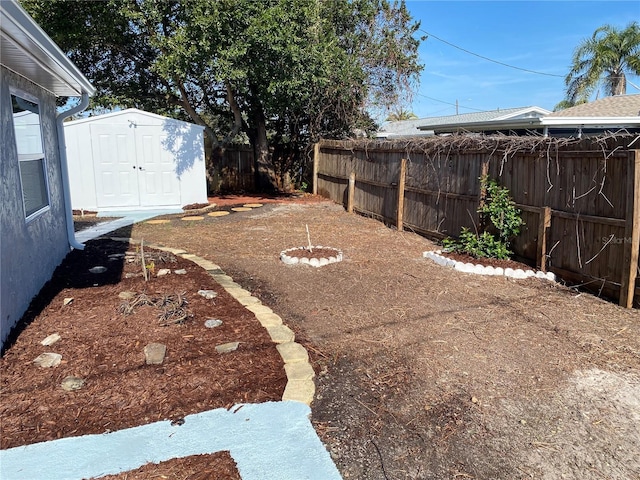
[10,88,51,221]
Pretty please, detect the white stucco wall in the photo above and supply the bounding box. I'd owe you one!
[65,109,207,212]
[0,66,70,350]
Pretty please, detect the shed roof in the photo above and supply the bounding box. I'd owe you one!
[65,108,205,130]
[0,0,95,97]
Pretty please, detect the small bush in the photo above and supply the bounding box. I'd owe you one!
[442,177,523,260]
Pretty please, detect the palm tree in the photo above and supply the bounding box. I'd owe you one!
[565,22,640,103]
[386,108,418,121]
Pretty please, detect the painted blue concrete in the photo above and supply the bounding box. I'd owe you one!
[0,401,342,480]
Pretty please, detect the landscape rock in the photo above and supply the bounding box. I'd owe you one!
[33,352,62,368]
[144,343,167,364]
[157,268,171,276]
[204,319,223,328]
[61,376,85,391]
[41,333,61,346]
[118,291,136,300]
[174,269,187,275]
[88,266,107,274]
[63,298,74,306]
[215,342,240,354]
[198,289,218,299]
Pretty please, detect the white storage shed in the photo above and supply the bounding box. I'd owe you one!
[65,108,207,212]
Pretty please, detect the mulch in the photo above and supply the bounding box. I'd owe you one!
[0,239,286,466]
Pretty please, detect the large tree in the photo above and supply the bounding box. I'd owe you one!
[564,22,640,103]
[22,0,423,191]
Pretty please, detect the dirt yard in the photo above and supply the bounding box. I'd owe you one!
[3,196,639,479]
[107,198,639,480]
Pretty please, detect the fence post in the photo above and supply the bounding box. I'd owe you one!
[347,171,356,213]
[397,158,407,232]
[478,158,490,231]
[536,206,552,272]
[619,150,640,308]
[312,142,320,195]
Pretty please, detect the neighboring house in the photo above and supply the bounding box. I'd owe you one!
[378,106,550,138]
[376,117,434,139]
[541,94,640,137]
[0,0,95,349]
[379,96,640,139]
[65,109,207,213]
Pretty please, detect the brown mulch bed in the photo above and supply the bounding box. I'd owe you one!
[0,239,286,455]
[95,451,241,480]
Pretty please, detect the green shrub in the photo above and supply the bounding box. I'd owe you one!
[479,177,523,243]
[442,176,523,260]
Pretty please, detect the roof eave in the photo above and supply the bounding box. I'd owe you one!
[541,117,640,126]
[419,118,544,133]
[0,0,95,97]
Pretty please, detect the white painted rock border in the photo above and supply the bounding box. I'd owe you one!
[424,250,556,282]
[280,246,343,267]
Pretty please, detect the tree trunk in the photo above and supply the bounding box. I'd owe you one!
[249,107,278,192]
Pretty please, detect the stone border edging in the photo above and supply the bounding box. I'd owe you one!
[280,246,343,267]
[424,250,557,282]
[110,237,315,406]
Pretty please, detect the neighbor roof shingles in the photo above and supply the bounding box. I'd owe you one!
[548,94,640,117]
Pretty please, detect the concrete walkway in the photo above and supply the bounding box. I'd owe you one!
[0,401,341,479]
[3,211,342,479]
[74,210,181,243]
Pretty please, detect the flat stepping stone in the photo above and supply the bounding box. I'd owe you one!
[243,203,263,208]
[33,353,62,368]
[144,343,167,365]
[181,216,204,221]
[61,376,85,391]
[41,333,61,346]
[145,219,171,225]
[208,211,230,217]
[215,342,240,354]
[231,207,252,212]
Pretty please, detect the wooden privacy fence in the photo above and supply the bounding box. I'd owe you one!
[210,146,255,192]
[313,136,640,308]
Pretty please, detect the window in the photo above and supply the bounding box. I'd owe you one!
[11,93,49,218]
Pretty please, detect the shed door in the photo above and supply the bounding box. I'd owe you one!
[135,126,181,207]
[91,124,139,208]
[91,123,182,209]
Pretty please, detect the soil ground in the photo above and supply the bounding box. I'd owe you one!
[3,195,640,479]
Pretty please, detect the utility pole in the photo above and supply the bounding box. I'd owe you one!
[455,99,459,115]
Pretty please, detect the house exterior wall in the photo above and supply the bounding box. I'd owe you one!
[65,109,207,212]
[0,66,70,348]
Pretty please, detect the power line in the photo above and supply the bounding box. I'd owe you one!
[414,92,486,112]
[420,28,565,78]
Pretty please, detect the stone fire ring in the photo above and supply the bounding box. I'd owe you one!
[280,246,343,267]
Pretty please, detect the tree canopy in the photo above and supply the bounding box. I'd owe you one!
[564,21,640,103]
[23,0,423,191]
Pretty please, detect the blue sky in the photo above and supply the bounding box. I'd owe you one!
[399,0,640,118]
